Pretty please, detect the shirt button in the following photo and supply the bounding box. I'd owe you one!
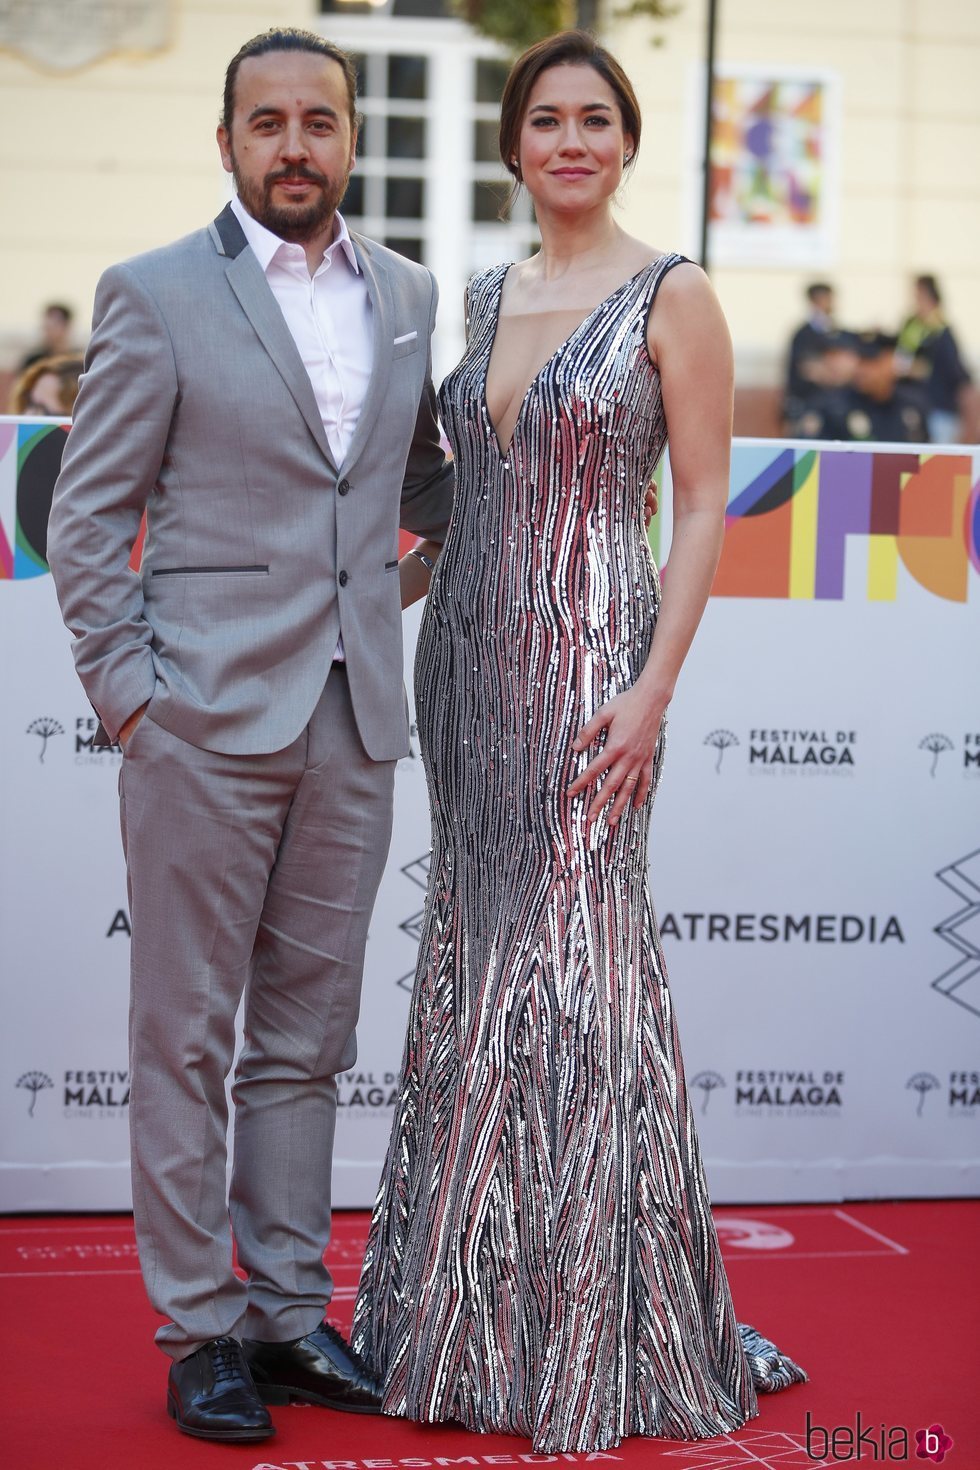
[338,478,350,496]
[338,570,349,587]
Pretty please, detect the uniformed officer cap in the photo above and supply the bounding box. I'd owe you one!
[854,331,898,359]
[811,329,860,355]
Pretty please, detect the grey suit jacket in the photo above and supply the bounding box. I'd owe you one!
[46,204,454,761]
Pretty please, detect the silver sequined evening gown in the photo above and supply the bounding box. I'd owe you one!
[352,256,806,1453]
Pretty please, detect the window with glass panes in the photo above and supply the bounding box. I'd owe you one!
[320,13,538,377]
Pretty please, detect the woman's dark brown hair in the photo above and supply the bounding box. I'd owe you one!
[498,30,642,208]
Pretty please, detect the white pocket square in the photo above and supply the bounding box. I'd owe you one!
[393,331,418,345]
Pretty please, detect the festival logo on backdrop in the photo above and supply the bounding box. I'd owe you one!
[714,447,979,603]
[15,1070,54,1117]
[25,717,64,763]
[905,1072,941,1117]
[338,1069,400,1117]
[63,1070,130,1116]
[704,725,858,775]
[13,1068,129,1118]
[689,1066,845,1116]
[1,418,143,584]
[703,730,739,773]
[732,1069,845,1116]
[932,851,980,1021]
[690,1071,727,1114]
[906,1071,979,1116]
[22,711,120,766]
[918,732,980,779]
[946,1072,980,1113]
[746,727,856,774]
[0,421,68,580]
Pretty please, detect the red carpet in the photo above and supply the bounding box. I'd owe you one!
[2,1202,976,1469]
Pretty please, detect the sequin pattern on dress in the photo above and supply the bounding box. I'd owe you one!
[351,255,806,1453]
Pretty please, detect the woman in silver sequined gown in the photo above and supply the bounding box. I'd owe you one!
[352,34,805,1454]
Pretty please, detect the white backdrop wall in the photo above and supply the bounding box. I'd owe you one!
[1,419,977,1211]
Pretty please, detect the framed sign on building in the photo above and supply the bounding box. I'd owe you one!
[689,63,841,269]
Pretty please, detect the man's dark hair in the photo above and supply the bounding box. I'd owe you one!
[222,28,359,133]
[806,282,832,303]
[45,302,73,324]
[915,273,942,307]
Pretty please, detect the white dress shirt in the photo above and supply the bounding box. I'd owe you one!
[231,194,373,467]
[231,195,374,660]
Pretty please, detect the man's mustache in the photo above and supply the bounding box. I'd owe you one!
[265,167,330,189]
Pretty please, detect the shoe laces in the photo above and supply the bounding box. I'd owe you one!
[209,1336,244,1385]
[319,1320,370,1373]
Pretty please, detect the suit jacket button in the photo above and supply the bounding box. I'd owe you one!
[338,478,350,496]
[339,569,349,587]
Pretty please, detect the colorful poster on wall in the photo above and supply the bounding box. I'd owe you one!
[693,64,841,268]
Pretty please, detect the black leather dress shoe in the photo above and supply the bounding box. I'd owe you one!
[244,1319,382,1413]
[167,1336,274,1441]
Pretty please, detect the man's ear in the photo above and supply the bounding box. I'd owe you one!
[217,124,233,174]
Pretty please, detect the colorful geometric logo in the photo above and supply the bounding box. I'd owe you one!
[0,420,69,579]
[713,445,979,602]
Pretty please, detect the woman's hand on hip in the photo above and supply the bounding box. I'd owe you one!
[568,685,668,826]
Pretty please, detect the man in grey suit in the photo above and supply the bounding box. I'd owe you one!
[47,28,452,1444]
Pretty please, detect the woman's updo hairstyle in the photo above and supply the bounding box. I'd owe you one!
[498,29,642,210]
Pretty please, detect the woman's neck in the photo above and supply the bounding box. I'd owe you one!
[529,206,622,281]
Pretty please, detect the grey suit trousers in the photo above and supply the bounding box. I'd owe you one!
[119,665,394,1358]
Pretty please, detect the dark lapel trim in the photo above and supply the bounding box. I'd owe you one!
[208,204,337,472]
[209,202,249,259]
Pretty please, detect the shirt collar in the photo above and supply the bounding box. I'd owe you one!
[230,194,360,276]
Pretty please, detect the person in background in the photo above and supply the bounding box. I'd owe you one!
[834,332,929,444]
[786,332,858,440]
[8,354,84,416]
[897,274,972,443]
[784,281,837,422]
[18,302,76,372]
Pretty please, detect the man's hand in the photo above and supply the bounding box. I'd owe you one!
[643,480,659,527]
[118,701,149,750]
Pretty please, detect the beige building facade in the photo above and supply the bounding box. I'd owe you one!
[1,0,976,398]
[613,0,980,389]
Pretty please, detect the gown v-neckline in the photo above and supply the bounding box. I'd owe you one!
[481,260,658,459]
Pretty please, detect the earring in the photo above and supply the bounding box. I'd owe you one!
[624,153,633,164]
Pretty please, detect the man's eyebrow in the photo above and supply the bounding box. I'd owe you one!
[528,101,613,114]
[246,103,340,122]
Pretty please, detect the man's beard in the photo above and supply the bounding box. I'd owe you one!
[232,154,350,242]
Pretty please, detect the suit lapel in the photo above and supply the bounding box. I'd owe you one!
[210,204,337,472]
[341,234,394,474]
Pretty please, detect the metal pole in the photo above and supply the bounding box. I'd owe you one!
[699,0,719,271]
[577,0,599,31]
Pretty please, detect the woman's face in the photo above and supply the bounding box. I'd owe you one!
[25,372,65,416]
[515,63,632,217]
